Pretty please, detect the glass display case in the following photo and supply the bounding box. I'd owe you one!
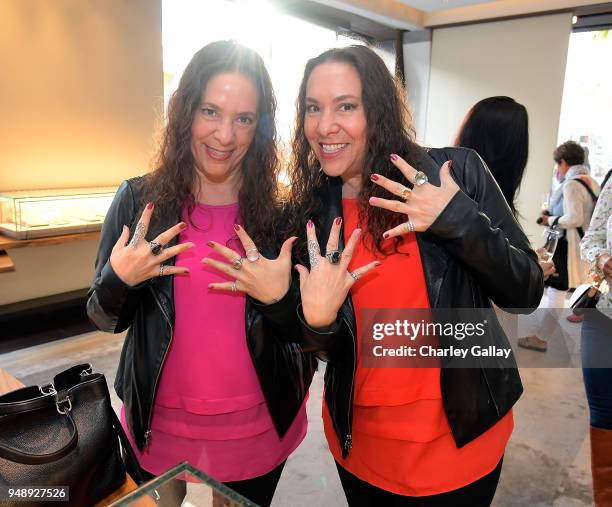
[110,462,257,507]
[0,187,117,239]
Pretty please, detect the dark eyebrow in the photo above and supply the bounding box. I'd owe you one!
[200,102,256,117]
[333,94,359,103]
[305,95,360,104]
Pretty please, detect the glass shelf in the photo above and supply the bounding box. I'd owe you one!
[0,187,116,239]
[109,462,258,507]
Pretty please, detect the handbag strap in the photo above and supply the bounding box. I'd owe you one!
[0,411,78,464]
[110,410,147,485]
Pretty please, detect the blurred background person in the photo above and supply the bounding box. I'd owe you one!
[454,96,528,217]
[580,175,612,506]
[519,141,597,350]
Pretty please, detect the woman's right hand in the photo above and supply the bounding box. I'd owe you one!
[110,202,194,286]
[295,218,379,329]
[599,254,612,283]
[539,260,555,281]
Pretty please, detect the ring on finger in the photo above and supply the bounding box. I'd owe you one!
[400,187,412,201]
[325,250,341,264]
[231,280,238,292]
[149,240,163,256]
[159,264,166,277]
[349,271,359,282]
[245,247,260,262]
[232,257,244,270]
[404,219,415,234]
[413,171,428,187]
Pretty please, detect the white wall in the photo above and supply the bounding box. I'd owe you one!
[403,30,432,144]
[424,13,573,243]
[0,0,162,305]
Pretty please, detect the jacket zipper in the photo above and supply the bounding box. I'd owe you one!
[145,285,174,447]
[342,315,356,455]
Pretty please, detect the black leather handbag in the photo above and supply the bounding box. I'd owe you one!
[0,364,145,506]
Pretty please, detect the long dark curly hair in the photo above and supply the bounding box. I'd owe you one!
[284,45,425,257]
[142,40,280,251]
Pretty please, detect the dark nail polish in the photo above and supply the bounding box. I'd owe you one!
[307,219,313,229]
[234,224,240,231]
[179,222,187,230]
[335,217,342,225]
[146,202,153,210]
[390,154,398,161]
[371,174,379,181]
[448,160,453,169]
[207,241,214,247]
[383,233,390,239]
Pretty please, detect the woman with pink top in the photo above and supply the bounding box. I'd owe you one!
[87,41,316,505]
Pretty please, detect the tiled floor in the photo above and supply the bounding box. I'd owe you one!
[0,313,594,506]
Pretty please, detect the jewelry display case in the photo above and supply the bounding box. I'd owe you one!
[0,187,116,239]
[110,462,256,506]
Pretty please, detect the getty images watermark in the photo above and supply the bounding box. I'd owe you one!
[360,308,612,368]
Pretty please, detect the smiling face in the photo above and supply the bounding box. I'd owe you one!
[303,61,368,184]
[190,72,258,185]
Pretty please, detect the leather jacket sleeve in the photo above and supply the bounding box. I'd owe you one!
[87,179,145,333]
[247,278,303,344]
[428,148,543,311]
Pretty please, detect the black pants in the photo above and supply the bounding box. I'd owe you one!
[224,460,286,507]
[335,457,503,507]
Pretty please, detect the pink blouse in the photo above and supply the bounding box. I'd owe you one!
[122,202,307,482]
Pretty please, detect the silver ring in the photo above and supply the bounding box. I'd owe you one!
[349,271,359,282]
[325,250,341,264]
[149,241,163,256]
[405,219,415,234]
[232,257,244,270]
[231,280,238,292]
[245,247,260,262]
[159,264,166,277]
[413,171,428,187]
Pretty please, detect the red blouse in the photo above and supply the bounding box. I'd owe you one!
[322,198,512,496]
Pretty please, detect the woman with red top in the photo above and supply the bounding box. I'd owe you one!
[284,46,544,505]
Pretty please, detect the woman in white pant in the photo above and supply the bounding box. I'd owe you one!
[519,141,596,351]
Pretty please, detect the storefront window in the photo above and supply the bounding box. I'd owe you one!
[558,30,612,183]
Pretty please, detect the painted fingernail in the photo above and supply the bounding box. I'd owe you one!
[179,222,187,230]
[207,241,214,247]
[234,224,241,231]
[448,160,453,169]
[370,174,379,181]
[383,232,390,239]
[146,202,153,210]
[390,154,398,161]
[307,219,313,229]
[369,197,377,204]
[335,217,342,225]
[375,261,381,267]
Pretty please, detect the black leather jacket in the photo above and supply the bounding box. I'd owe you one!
[87,177,316,450]
[297,147,544,458]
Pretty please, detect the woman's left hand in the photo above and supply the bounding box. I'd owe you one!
[368,154,459,239]
[202,224,296,304]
